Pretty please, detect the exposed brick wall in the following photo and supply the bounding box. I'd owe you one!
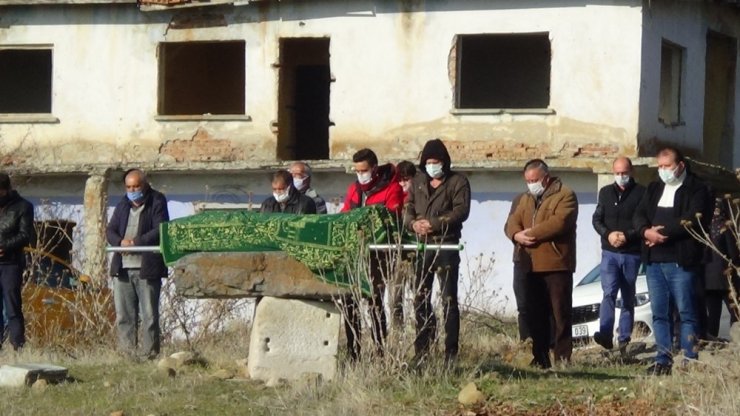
[159,127,245,163]
[443,140,619,161]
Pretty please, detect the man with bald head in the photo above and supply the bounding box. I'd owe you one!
[592,157,645,351]
[106,169,169,360]
[289,162,327,214]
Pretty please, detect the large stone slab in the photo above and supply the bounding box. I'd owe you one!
[172,252,353,299]
[248,296,340,384]
[0,364,68,387]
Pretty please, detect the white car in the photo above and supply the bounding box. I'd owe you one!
[571,264,731,344]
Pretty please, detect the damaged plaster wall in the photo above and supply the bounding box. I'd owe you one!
[638,0,740,166]
[1,1,644,172]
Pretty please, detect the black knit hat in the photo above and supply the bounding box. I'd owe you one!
[0,173,10,191]
[419,139,451,173]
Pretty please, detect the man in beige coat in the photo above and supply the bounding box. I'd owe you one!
[505,159,578,368]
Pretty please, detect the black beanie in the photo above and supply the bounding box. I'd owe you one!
[419,139,452,173]
[0,173,10,191]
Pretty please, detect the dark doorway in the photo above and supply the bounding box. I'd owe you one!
[703,31,736,168]
[277,38,331,160]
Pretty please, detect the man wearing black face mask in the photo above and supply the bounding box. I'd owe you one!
[106,169,169,360]
[0,173,34,351]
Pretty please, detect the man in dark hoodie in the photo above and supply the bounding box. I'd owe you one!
[261,170,317,214]
[340,148,403,360]
[0,173,34,351]
[106,169,169,360]
[405,139,471,365]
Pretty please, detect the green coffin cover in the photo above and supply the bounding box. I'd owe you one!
[160,205,398,294]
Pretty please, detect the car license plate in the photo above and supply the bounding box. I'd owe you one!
[572,324,589,338]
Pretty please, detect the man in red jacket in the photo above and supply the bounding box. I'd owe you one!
[340,148,403,360]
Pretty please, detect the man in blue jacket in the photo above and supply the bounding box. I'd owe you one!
[106,169,169,360]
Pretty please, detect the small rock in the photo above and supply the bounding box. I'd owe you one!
[730,322,740,343]
[600,394,614,402]
[103,381,112,388]
[458,382,486,406]
[110,411,125,416]
[210,369,235,380]
[626,392,636,399]
[31,379,47,391]
[157,357,178,372]
[158,367,176,378]
[170,351,196,368]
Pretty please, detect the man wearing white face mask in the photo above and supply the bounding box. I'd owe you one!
[289,162,327,214]
[634,146,711,376]
[505,159,578,369]
[260,170,317,214]
[340,148,404,360]
[405,138,471,367]
[592,157,645,352]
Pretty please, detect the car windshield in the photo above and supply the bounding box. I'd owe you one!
[576,263,647,286]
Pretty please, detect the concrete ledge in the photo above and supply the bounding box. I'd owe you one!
[172,252,352,299]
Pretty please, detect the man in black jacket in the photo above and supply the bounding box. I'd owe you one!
[260,170,317,214]
[0,173,34,351]
[106,169,169,360]
[591,157,645,351]
[633,147,711,375]
[405,139,471,366]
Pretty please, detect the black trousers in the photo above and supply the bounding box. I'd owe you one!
[0,264,25,349]
[343,254,388,360]
[526,271,573,368]
[512,261,531,341]
[413,249,460,359]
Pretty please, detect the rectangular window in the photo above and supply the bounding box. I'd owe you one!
[456,33,551,109]
[0,48,52,114]
[158,41,245,116]
[659,40,684,125]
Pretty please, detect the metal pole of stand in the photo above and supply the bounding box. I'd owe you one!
[106,246,161,253]
[106,244,463,253]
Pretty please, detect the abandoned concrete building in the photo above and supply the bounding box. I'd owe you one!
[0,0,739,310]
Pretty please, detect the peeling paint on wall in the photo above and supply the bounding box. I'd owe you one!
[159,127,246,162]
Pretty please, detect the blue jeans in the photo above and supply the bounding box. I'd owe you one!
[645,263,699,365]
[114,269,162,358]
[599,251,641,343]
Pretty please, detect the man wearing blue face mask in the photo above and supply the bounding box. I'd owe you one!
[405,138,470,367]
[106,168,169,360]
[634,147,711,376]
[592,157,645,352]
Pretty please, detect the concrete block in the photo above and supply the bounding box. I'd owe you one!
[248,296,340,383]
[172,252,352,299]
[0,364,68,387]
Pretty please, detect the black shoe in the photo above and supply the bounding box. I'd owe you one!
[593,332,614,350]
[646,362,672,376]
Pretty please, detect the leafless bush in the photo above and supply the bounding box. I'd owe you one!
[684,194,740,321]
[22,216,115,352]
[158,277,254,352]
